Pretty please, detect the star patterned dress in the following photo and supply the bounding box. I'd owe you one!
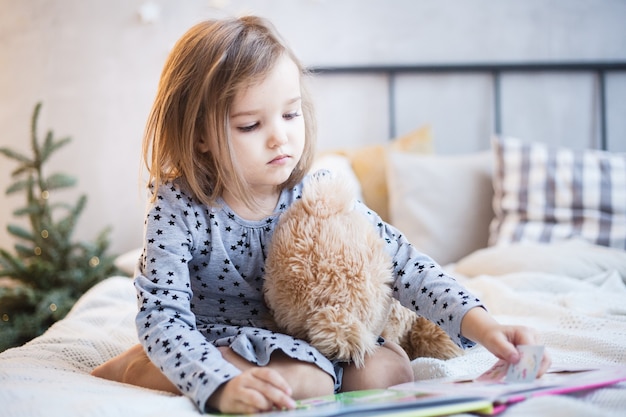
[134,172,483,413]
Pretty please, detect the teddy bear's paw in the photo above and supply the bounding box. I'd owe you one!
[404,317,463,360]
[307,306,377,368]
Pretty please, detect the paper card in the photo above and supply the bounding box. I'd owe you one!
[505,345,544,383]
[477,345,544,383]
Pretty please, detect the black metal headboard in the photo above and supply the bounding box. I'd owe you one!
[311,61,626,151]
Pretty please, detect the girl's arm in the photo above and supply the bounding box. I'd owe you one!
[355,200,483,349]
[356,200,550,374]
[136,181,242,411]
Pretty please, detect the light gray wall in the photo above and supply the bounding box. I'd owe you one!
[1,0,625,255]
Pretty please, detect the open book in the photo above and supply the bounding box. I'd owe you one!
[240,364,626,417]
[393,365,626,415]
[245,388,493,417]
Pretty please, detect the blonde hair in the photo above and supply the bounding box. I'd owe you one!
[142,16,316,209]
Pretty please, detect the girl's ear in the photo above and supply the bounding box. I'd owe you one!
[197,136,211,153]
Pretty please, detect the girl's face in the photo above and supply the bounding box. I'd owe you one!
[228,54,306,198]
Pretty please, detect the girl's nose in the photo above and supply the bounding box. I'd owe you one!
[268,122,288,148]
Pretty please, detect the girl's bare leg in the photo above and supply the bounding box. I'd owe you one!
[91,344,180,394]
[219,346,334,400]
[91,343,334,399]
[341,340,414,392]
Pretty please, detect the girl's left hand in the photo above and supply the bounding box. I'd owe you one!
[461,307,551,377]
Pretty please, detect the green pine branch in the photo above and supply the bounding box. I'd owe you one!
[0,102,121,351]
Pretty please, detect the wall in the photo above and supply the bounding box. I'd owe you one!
[1,0,625,256]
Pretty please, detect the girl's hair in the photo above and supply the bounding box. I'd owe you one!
[142,16,316,209]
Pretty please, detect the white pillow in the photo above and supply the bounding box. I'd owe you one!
[489,137,626,250]
[386,150,494,265]
[455,239,626,278]
[114,247,142,276]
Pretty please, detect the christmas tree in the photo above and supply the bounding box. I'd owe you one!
[0,102,120,351]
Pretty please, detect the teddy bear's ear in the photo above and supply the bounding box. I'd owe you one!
[299,173,357,218]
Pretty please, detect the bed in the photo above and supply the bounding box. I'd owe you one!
[2,62,626,417]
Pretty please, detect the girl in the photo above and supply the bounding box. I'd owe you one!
[92,16,550,414]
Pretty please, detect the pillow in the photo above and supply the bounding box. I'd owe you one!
[386,150,494,265]
[114,247,142,276]
[489,137,626,250]
[323,125,433,222]
[455,239,626,279]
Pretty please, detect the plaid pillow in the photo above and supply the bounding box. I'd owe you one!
[489,137,626,250]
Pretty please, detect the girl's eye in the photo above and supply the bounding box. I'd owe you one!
[237,122,259,133]
[284,111,302,120]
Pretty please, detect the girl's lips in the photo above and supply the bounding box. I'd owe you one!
[268,155,290,164]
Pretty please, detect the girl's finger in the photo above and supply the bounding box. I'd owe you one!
[236,387,273,413]
[249,368,296,410]
[252,367,293,394]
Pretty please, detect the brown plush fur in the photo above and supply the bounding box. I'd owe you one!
[263,173,462,368]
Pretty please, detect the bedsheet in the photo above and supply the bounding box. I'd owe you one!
[1,261,625,416]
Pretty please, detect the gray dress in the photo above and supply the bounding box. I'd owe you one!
[134,172,482,412]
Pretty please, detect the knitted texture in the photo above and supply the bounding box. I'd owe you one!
[1,263,626,416]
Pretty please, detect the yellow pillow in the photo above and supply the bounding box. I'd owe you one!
[323,125,433,222]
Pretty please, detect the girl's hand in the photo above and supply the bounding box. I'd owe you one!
[461,307,551,377]
[208,367,297,414]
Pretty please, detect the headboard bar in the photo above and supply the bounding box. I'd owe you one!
[310,61,626,150]
[310,61,626,74]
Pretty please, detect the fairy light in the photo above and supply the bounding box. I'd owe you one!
[41,229,49,238]
[34,247,42,255]
[49,303,57,312]
[89,256,100,267]
[2,314,9,322]
[41,190,49,200]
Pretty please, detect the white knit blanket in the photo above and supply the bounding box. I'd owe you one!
[1,243,625,416]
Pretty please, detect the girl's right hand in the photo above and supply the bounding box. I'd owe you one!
[208,367,297,414]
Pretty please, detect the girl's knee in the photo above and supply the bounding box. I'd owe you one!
[364,353,413,388]
[268,351,334,399]
[341,342,414,391]
[387,355,414,386]
[218,346,334,399]
[290,361,335,399]
[385,342,414,385]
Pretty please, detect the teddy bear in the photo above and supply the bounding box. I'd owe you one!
[263,172,462,368]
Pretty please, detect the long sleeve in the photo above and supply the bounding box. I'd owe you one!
[354,201,483,349]
[135,183,241,412]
